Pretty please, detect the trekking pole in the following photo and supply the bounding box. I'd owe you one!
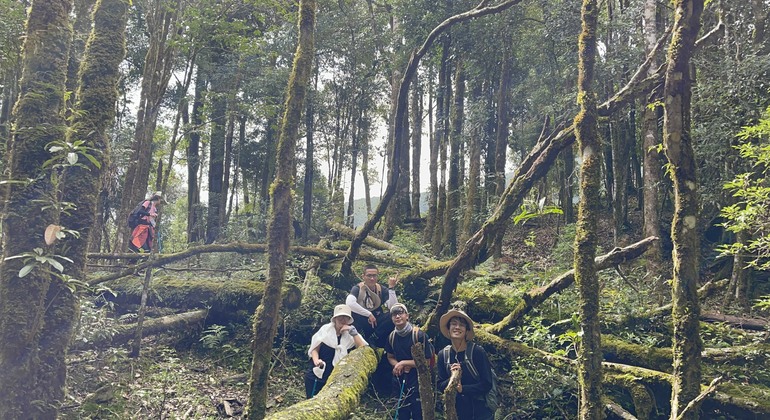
[393,377,406,420]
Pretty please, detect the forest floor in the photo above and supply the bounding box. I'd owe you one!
[62,200,770,419]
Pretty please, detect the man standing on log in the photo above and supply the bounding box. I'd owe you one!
[384,303,434,419]
[346,264,400,347]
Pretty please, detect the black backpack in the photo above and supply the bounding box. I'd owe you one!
[127,201,147,229]
[387,326,436,367]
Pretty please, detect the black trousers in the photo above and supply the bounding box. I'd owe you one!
[351,311,394,347]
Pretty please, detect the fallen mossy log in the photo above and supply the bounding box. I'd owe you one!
[474,330,770,417]
[327,222,397,251]
[103,276,301,320]
[603,334,770,373]
[315,256,450,297]
[87,242,403,285]
[701,312,769,331]
[265,346,379,420]
[483,237,658,334]
[614,279,729,327]
[71,309,208,351]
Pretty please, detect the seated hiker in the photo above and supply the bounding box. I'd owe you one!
[384,303,434,420]
[437,309,494,420]
[304,304,368,398]
[129,192,162,253]
[345,263,400,347]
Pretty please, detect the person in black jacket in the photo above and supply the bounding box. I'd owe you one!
[384,303,434,420]
[437,309,494,420]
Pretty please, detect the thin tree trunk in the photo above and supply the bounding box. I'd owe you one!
[245,0,315,416]
[411,82,423,219]
[0,0,73,416]
[425,44,448,246]
[206,44,229,244]
[303,76,316,242]
[663,1,704,418]
[612,116,630,243]
[445,56,465,256]
[462,92,480,242]
[642,0,665,300]
[573,0,602,417]
[346,110,361,226]
[187,63,205,243]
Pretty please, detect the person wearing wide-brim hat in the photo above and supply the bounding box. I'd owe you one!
[437,309,494,420]
[304,304,368,398]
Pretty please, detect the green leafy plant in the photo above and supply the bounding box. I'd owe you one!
[717,107,770,271]
[200,324,229,349]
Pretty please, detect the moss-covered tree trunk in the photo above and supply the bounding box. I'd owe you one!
[264,347,378,420]
[663,1,704,418]
[245,0,315,417]
[64,0,95,114]
[40,0,129,410]
[0,1,72,417]
[573,0,602,418]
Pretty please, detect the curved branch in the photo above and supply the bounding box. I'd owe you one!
[341,0,525,276]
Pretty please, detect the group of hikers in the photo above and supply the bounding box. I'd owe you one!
[304,264,496,420]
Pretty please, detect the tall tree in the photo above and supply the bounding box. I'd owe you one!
[445,55,465,256]
[663,0,704,418]
[245,0,315,416]
[0,0,73,416]
[55,0,128,408]
[572,0,602,417]
[117,0,183,251]
[187,62,206,243]
[642,0,665,298]
[411,82,423,220]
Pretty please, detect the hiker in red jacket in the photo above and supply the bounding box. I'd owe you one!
[129,192,162,253]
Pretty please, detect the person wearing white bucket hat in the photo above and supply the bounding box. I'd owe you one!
[304,304,368,398]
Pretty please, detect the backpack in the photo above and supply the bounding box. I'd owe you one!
[127,201,147,229]
[442,342,499,413]
[388,326,436,368]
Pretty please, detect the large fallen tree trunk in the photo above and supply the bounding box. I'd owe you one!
[474,330,770,417]
[701,312,769,331]
[87,243,408,285]
[480,237,658,334]
[71,309,208,351]
[103,276,302,320]
[265,346,379,420]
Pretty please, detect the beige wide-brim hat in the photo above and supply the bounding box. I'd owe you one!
[439,309,475,340]
[331,304,354,324]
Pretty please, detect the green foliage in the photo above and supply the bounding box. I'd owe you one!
[74,298,121,346]
[4,247,73,279]
[717,107,770,271]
